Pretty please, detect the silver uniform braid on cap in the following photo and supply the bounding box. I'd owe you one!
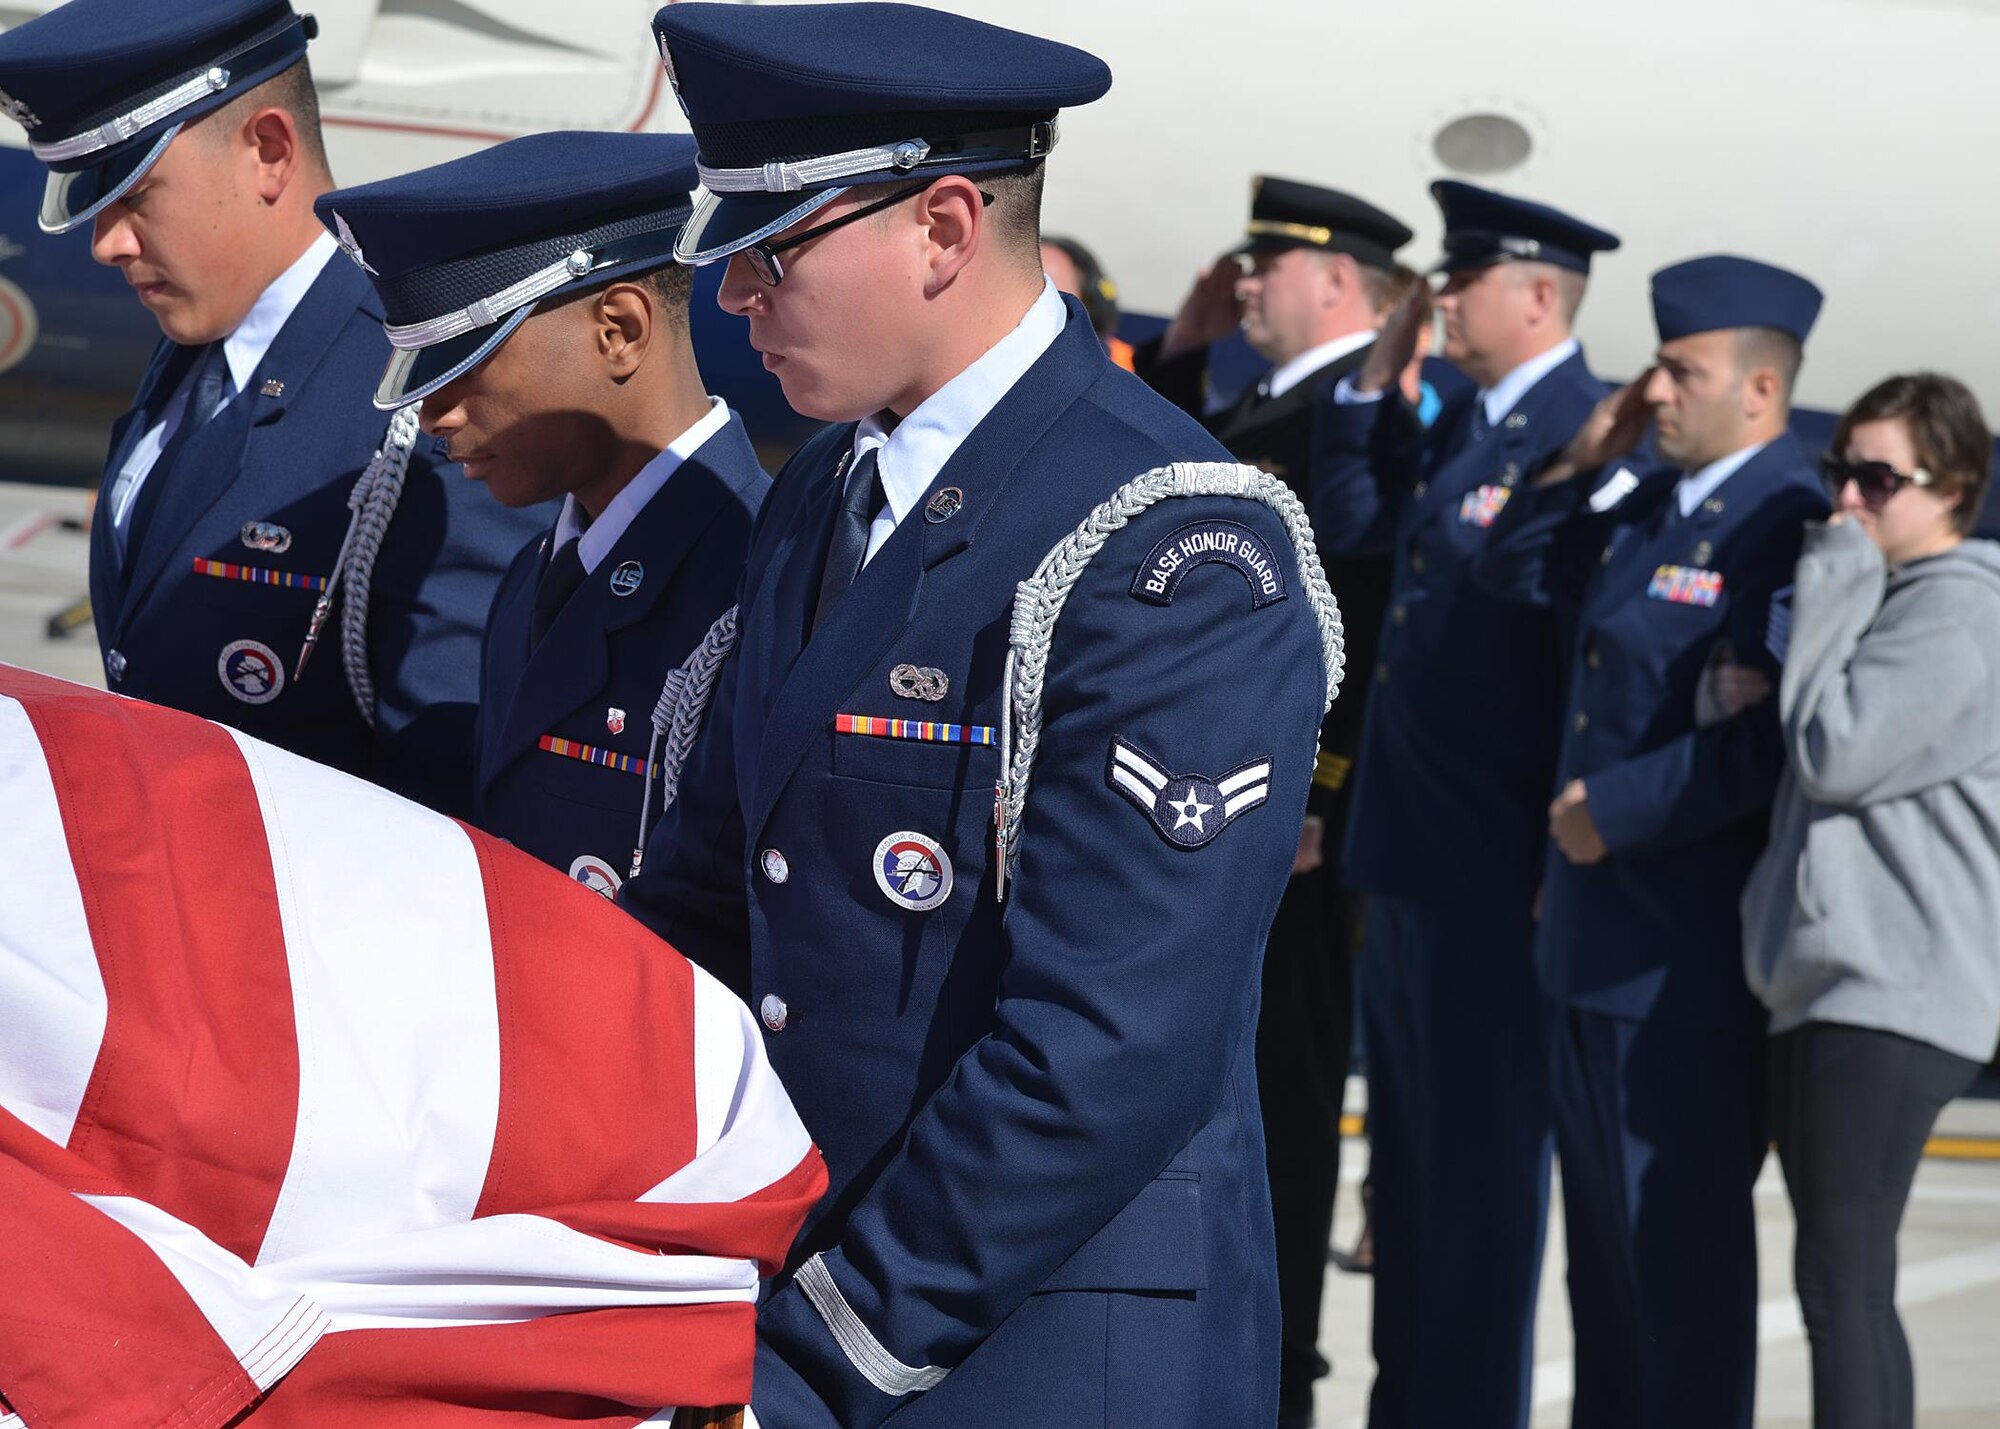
[994,461,1344,901]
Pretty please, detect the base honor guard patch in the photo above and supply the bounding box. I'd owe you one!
[1106,736,1272,850]
[1131,520,1287,609]
[1458,484,1513,528]
[1648,563,1725,607]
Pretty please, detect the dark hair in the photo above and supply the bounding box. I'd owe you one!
[1041,233,1119,336]
[1834,372,1993,535]
[1734,326,1803,401]
[639,261,695,330]
[980,163,1046,271]
[207,58,328,173]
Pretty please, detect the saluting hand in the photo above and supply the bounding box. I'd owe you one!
[1158,257,1247,360]
[1353,281,1432,396]
[1534,372,1657,487]
[1549,778,1608,865]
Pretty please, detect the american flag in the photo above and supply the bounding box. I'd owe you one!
[0,665,824,1428]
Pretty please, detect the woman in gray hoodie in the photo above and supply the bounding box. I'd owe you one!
[1741,372,2000,1429]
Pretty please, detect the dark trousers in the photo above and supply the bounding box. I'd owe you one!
[1360,895,1551,1429]
[1255,843,1356,1413]
[1551,996,1767,1429]
[1770,1021,1982,1429]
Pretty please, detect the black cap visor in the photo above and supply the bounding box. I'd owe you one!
[375,303,536,411]
[675,186,845,267]
[39,124,180,234]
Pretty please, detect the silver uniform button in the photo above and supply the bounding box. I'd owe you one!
[106,649,127,681]
[760,994,789,1032]
[760,848,790,884]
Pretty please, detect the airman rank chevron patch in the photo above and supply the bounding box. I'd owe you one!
[1105,736,1273,850]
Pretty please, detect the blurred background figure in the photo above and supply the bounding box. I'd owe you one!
[1040,233,1134,370]
[1313,180,1619,1429]
[1130,174,1413,1427]
[1741,372,2000,1429]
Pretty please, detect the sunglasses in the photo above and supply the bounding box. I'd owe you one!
[742,182,993,287]
[1820,455,1936,508]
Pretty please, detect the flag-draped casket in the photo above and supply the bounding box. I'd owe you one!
[0,665,825,1428]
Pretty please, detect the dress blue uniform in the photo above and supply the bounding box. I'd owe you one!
[1133,176,1415,1420]
[621,7,1340,1425]
[1477,256,1830,1429]
[1308,182,1620,1429]
[312,131,771,894]
[0,0,545,816]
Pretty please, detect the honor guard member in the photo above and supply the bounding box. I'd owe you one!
[0,0,543,815]
[1478,256,1828,1429]
[1137,174,1412,1425]
[621,5,1342,1425]
[314,132,770,897]
[1310,181,1620,1429]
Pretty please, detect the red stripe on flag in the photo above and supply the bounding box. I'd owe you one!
[545,1150,830,1275]
[241,1304,758,1425]
[0,1155,259,1429]
[3,666,301,1263]
[464,828,699,1216]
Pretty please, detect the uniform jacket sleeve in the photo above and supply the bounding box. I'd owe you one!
[1307,382,1427,557]
[361,437,550,818]
[1780,521,2000,805]
[1586,487,1824,854]
[751,496,1326,1428]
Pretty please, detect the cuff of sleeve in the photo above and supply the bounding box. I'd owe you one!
[1332,374,1387,405]
[1576,763,1651,855]
[1799,518,1884,583]
[756,1254,945,1429]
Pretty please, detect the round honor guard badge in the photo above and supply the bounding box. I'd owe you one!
[217,639,284,704]
[924,487,964,524]
[568,854,622,898]
[873,831,953,912]
[240,520,292,553]
[609,561,645,597]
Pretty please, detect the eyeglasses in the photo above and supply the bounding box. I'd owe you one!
[742,182,992,287]
[1820,454,1936,508]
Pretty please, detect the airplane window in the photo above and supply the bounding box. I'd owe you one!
[1432,113,1533,177]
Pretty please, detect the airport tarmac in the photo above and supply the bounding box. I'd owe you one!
[5,478,2000,1426]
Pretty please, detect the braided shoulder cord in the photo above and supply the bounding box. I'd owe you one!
[335,406,423,725]
[995,462,1344,896]
[630,604,740,879]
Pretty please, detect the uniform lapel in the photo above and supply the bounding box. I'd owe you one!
[114,260,367,630]
[486,418,760,785]
[744,301,1106,837]
[92,340,196,618]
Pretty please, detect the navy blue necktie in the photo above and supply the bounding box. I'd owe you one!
[125,342,232,559]
[811,447,885,638]
[531,536,587,650]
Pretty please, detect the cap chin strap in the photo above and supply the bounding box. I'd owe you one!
[695,119,1058,195]
[29,14,314,164]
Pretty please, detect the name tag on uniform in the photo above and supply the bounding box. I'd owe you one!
[1458,484,1512,528]
[1648,564,1724,607]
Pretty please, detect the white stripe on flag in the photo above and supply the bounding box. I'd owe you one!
[272,1212,761,1330]
[0,695,107,1146]
[227,731,502,1264]
[79,1193,330,1389]
[657,965,817,1203]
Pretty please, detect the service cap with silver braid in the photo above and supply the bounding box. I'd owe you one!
[995,462,1344,901]
[310,130,704,410]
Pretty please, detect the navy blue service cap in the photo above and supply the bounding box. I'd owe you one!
[313,131,701,410]
[653,2,1112,265]
[0,0,316,234]
[1429,180,1620,277]
[1238,177,1413,271]
[1650,254,1823,344]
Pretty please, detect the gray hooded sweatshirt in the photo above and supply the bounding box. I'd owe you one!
[1743,519,2000,1063]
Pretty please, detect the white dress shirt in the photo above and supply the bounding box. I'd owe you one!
[1675,440,1769,519]
[1260,328,1377,402]
[110,231,339,536]
[849,278,1068,566]
[551,396,734,573]
[1331,336,1581,431]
